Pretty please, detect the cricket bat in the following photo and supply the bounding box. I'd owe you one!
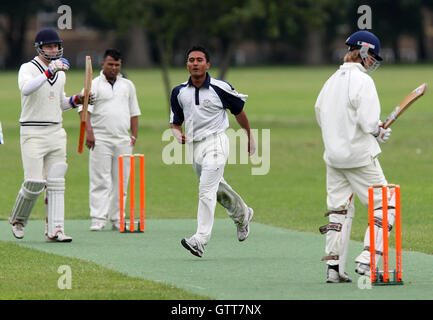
[383,83,427,129]
[78,56,93,153]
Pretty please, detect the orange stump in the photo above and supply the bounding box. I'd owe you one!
[119,156,125,232]
[118,154,145,233]
[368,184,403,285]
[395,185,402,282]
[368,187,376,283]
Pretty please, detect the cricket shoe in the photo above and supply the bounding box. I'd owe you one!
[355,263,371,277]
[326,265,352,283]
[11,223,25,239]
[89,221,105,231]
[181,237,204,258]
[45,232,72,243]
[112,223,132,231]
[237,207,254,242]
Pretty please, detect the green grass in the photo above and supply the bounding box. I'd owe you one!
[1,65,433,299]
[0,242,208,299]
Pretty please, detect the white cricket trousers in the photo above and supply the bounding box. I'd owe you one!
[325,157,395,266]
[190,132,249,245]
[20,124,67,180]
[19,125,68,236]
[89,140,132,224]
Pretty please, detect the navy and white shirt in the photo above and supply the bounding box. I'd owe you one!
[170,73,248,141]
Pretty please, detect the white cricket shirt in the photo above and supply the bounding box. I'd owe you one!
[170,73,247,141]
[315,63,381,168]
[18,56,67,126]
[85,71,141,144]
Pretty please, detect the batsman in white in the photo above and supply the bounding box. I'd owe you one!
[9,28,92,242]
[170,46,255,258]
[315,30,394,283]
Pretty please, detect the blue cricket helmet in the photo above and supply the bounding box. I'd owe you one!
[345,30,382,61]
[34,28,63,60]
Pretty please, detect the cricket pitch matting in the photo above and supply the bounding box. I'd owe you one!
[1,219,432,299]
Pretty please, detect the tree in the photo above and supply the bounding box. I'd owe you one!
[99,0,192,111]
[186,0,342,75]
[98,0,340,109]
[191,0,266,79]
[0,0,115,69]
[98,0,263,107]
[346,0,425,62]
[0,1,50,69]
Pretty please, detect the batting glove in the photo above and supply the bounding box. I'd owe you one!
[87,92,96,105]
[69,92,95,108]
[46,58,70,78]
[373,121,392,144]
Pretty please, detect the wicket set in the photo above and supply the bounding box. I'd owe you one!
[119,154,145,233]
[368,184,403,285]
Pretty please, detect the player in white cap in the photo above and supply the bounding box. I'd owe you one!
[315,30,393,282]
[9,28,93,242]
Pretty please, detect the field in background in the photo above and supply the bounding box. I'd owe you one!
[0,65,432,299]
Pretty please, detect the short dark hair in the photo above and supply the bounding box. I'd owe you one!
[186,45,210,62]
[104,48,122,61]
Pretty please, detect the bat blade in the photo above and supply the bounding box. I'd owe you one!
[383,83,427,129]
[78,56,93,153]
[78,121,86,153]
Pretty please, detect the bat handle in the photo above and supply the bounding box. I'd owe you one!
[383,106,399,129]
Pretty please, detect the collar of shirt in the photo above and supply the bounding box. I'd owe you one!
[100,70,123,85]
[187,72,211,89]
[34,56,48,70]
[340,62,366,73]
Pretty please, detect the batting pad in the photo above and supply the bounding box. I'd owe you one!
[0,121,4,144]
[357,192,397,265]
[339,201,354,276]
[45,162,67,238]
[9,180,46,226]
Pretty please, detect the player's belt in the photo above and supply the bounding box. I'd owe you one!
[20,121,59,127]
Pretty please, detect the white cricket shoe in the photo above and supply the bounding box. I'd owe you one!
[113,223,131,231]
[181,237,205,258]
[326,266,352,283]
[12,223,25,239]
[237,207,254,242]
[89,221,105,231]
[45,232,72,243]
[355,263,371,277]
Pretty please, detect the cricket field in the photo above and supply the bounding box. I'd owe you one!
[0,65,432,300]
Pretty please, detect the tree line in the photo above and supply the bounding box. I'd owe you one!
[1,0,431,103]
